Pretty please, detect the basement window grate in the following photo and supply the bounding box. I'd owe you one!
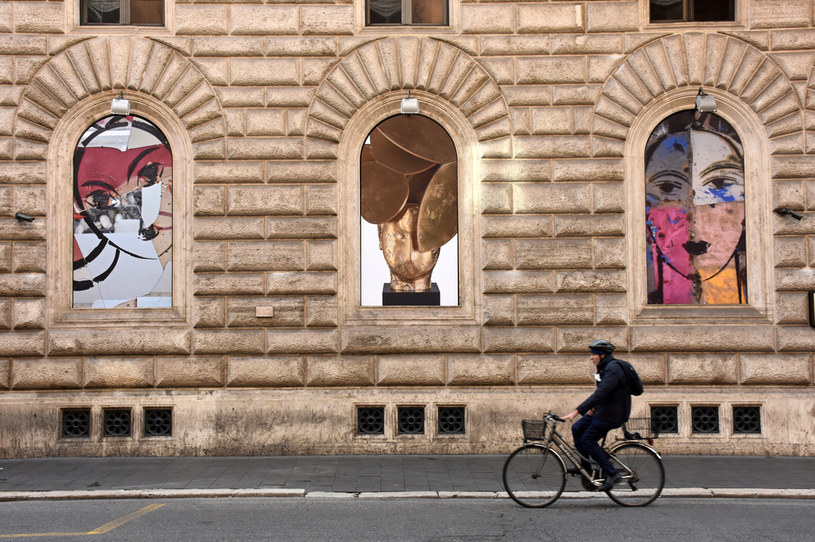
[103,409,132,437]
[62,409,91,438]
[733,406,761,434]
[438,407,465,435]
[144,408,172,437]
[357,407,385,435]
[691,406,719,434]
[650,406,678,434]
[397,406,425,435]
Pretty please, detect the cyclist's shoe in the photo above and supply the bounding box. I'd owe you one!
[566,467,582,475]
[597,472,622,492]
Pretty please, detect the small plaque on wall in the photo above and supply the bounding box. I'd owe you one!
[383,284,440,306]
[809,291,815,328]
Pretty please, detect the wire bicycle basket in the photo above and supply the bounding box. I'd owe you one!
[521,419,548,441]
[621,417,659,441]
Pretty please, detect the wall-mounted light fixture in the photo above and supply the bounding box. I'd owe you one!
[14,212,35,223]
[775,207,803,221]
[400,90,419,115]
[110,91,130,115]
[695,87,717,113]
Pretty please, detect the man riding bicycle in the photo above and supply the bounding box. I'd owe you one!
[563,339,631,492]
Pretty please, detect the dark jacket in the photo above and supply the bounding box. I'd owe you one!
[576,355,631,425]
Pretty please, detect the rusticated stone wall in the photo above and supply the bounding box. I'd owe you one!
[0,1,814,457]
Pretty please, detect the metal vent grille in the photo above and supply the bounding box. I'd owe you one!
[733,406,761,434]
[650,406,678,434]
[438,407,465,435]
[62,409,91,438]
[397,406,425,435]
[691,406,719,434]
[103,409,132,437]
[357,407,385,435]
[144,408,172,437]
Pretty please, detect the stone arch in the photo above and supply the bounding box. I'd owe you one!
[593,33,804,156]
[14,36,225,159]
[306,37,511,158]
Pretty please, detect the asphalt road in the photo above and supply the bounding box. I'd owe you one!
[1,497,812,541]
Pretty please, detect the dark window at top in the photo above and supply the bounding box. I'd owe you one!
[367,0,448,26]
[650,0,736,23]
[81,0,164,26]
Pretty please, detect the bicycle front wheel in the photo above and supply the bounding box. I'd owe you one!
[502,444,565,508]
[605,442,664,507]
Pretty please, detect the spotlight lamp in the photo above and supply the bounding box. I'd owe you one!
[695,87,717,113]
[110,91,131,115]
[400,91,419,115]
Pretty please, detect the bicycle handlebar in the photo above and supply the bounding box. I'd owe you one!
[545,413,566,423]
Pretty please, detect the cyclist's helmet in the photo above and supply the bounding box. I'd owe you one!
[588,339,615,355]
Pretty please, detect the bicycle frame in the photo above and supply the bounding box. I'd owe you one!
[538,422,602,487]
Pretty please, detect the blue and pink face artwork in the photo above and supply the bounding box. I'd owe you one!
[645,111,747,305]
[72,115,173,309]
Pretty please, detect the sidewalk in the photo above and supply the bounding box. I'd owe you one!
[1,455,814,501]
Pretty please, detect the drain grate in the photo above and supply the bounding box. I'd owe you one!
[144,408,172,437]
[357,406,385,435]
[438,406,465,435]
[62,409,91,438]
[103,409,132,437]
[650,405,678,434]
[691,406,719,434]
[397,406,425,435]
[733,406,761,434]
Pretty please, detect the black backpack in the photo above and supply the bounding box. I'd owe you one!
[613,359,643,396]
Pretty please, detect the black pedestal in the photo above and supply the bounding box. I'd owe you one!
[382,283,440,306]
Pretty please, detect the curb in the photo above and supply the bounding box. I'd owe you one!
[1,488,814,502]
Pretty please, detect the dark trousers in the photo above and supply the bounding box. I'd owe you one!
[571,415,620,476]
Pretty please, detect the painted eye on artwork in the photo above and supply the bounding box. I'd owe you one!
[84,189,118,209]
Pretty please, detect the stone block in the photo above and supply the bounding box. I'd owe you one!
[556,327,628,353]
[217,88,266,108]
[750,0,811,29]
[227,241,304,272]
[227,296,304,328]
[193,273,265,296]
[553,159,624,182]
[484,270,555,294]
[227,356,305,387]
[772,156,815,179]
[306,355,375,386]
[481,159,551,182]
[740,353,811,385]
[776,269,815,291]
[631,325,775,353]
[12,298,44,329]
[596,294,628,325]
[530,107,573,135]
[195,217,265,240]
[84,357,154,388]
[555,214,624,237]
[12,243,46,273]
[594,238,626,269]
[552,85,602,106]
[341,326,480,354]
[268,329,339,354]
[231,59,299,86]
[482,327,555,353]
[514,183,592,213]
[774,237,806,267]
[300,6,355,36]
[12,358,82,390]
[483,215,553,238]
[305,296,337,327]
[553,34,623,55]
[0,299,9,329]
[194,242,226,273]
[195,161,264,184]
[267,271,337,295]
[593,182,625,213]
[517,3,583,33]
[267,217,338,239]
[176,6,229,35]
[482,240,514,270]
[377,355,445,386]
[193,37,265,58]
[0,358,7,389]
[777,326,815,351]
[461,5,515,34]
[625,353,667,386]
[809,237,815,266]
[227,186,303,216]
[305,185,337,216]
[48,329,191,356]
[668,354,739,385]
[0,189,10,217]
[156,356,225,387]
[306,240,336,271]
[245,109,287,137]
[483,294,516,326]
[517,57,586,85]
[13,3,64,34]
[266,161,337,183]
[555,270,626,293]
[230,5,299,35]
[586,2,639,33]
[447,354,515,385]
[518,354,593,385]
[0,273,45,297]
[517,294,594,325]
[516,239,593,269]
[267,37,337,57]
[227,138,303,160]
[193,297,226,328]
[479,58,514,85]
[192,58,228,86]
[773,180,804,209]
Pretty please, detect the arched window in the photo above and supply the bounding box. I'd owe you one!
[72,115,173,309]
[644,110,746,305]
[359,114,458,306]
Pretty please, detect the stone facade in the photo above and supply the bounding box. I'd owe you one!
[0,1,814,457]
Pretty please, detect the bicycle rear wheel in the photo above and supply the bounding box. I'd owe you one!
[502,444,565,508]
[605,442,664,507]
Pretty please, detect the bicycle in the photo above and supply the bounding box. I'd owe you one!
[502,413,664,508]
